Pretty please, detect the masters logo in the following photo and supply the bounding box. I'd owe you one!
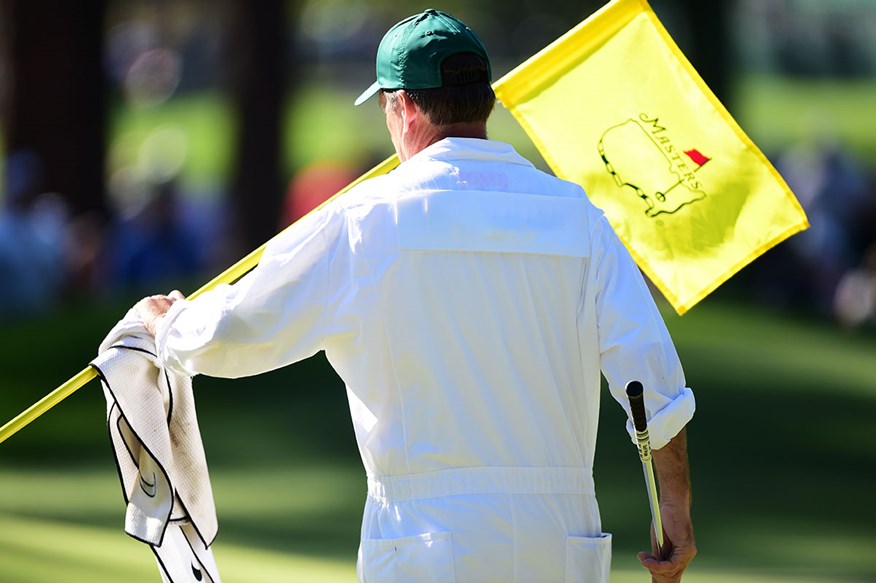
[598,113,711,217]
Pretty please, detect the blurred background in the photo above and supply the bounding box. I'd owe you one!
[0,0,874,581]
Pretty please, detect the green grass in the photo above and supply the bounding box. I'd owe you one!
[733,74,876,162]
[2,292,875,582]
[0,466,360,582]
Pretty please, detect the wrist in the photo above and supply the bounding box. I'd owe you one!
[659,496,691,511]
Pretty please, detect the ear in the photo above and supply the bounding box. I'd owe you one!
[397,90,421,133]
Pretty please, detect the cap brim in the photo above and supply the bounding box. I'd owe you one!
[354,81,381,106]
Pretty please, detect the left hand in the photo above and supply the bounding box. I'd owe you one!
[636,501,696,582]
[134,290,186,336]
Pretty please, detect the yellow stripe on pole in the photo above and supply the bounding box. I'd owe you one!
[0,154,400,446]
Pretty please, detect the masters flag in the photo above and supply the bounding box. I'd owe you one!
[493,0,809,314]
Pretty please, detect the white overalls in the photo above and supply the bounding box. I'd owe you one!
[156,138,695,582]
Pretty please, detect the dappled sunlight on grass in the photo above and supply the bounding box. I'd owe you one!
[211,541,357,583]
[0,465,363,582]
[0,513,156,582]
[0,510,359,583]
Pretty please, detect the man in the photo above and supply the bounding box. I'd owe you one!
[136,9,696,582]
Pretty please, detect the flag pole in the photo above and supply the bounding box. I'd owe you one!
[0,154,399,446]
[0,367,98,445]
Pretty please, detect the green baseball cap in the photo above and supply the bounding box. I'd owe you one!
[354,9,492,106]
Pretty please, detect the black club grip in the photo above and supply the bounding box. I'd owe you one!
[625,380,648,433]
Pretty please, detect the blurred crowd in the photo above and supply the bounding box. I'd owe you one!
[0,146,364,323]
[735,136,876,329]
[778,138,876,328]
[0,148,213,315]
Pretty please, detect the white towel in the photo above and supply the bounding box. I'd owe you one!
[92,308,221,583]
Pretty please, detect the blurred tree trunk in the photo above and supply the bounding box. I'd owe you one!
[2,0,108,218]
[227,0,289,252]
[675,0,732,105]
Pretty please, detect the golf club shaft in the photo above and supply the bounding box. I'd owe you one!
[640,446,665,555]
[626,380,665,556]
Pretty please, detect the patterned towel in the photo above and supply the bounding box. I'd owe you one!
[92,309,220,583]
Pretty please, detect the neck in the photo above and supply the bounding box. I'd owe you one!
[401,122,487,160]
[436,122,488,141]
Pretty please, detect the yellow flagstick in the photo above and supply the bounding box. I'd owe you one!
[0,154,399,445]
[0,366,97,445]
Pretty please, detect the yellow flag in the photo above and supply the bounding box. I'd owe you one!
[493,0,808,314]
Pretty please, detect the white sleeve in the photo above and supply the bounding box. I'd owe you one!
[590,208,695,450]
[154,201,349,379]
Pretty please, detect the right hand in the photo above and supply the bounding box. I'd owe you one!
[134,290,186,336]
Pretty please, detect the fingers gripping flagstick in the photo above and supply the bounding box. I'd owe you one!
[625,380,665,558]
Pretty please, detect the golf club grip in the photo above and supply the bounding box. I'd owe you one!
[625,380,648,433]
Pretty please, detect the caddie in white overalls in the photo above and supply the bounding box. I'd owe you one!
[137,9,697,582]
